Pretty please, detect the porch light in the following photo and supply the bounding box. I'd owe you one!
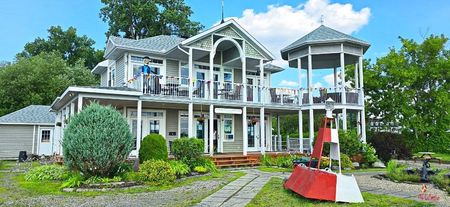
[325,97,335,118]
[197,114,205,122]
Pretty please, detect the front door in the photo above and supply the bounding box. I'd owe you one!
[247,77,261,103]
[247,121,260,151]
[38,128,53,155]
[129,110,165,156]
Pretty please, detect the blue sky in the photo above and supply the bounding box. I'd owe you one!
[1,0,449,88]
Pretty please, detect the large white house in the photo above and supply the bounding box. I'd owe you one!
[50,19,370,158]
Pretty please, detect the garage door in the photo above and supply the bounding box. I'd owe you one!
[0,125,33,159]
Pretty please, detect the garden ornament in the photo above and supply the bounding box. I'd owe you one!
[284,98,364,203]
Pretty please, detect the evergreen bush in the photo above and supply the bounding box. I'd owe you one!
[172,138,204,168]
[62,103,133,177]
[139,133,168,163]
[139,160,176,185]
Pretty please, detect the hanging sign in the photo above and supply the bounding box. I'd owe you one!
[214,108,242,114]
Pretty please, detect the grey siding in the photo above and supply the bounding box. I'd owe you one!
[115,56,125,87]
[234,69,242,83]
[0,125,34,158]
[100,71,108,87]
[166,59,179,77]
[223,114,243,152]
[165,109,179,151]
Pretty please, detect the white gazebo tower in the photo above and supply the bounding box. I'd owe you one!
[281,25,370,152]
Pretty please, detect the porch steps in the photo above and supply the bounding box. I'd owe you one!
[212,155,260,168]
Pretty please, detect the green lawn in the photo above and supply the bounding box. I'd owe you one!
[247,177,433,207]
[0,167,245,204]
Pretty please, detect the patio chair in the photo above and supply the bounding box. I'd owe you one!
[270,88,281,103]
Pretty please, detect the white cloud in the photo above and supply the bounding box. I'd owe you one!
[323,73,336,86]
[279,80,299,87]
[313,82,323,88]
[231,0,371,67]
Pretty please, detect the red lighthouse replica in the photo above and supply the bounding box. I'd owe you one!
[284,98,364,203]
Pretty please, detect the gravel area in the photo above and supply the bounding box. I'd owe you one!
[1,175,231,207]
[355,174,450,207]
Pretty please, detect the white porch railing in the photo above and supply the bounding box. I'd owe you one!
[127,74,361,106]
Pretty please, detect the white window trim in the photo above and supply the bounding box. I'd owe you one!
[178,111,209,139]
[39,128,52,143]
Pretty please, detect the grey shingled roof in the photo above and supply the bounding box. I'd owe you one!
[110,35,185,53]
[0,105,55,124]
[281,25,370,58]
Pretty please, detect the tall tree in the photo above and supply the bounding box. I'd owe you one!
[0,53,98,116]
[99,0,203,39]
[364,35,450,152]
[17,26,104,69]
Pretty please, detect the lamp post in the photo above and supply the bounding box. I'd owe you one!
[325,98,335,118]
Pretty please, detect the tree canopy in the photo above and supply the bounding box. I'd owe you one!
[0,53,98,116]
[365,35,450,152]
[16,26,104,69]
[99,0,204,39]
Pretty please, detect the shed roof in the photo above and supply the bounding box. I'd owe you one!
[281,25,370,60]
[0,105,55,125]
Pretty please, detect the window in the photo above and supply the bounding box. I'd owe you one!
[41,130,51,143]
[149,120,160,134]
[180,63,189,85]
[223,115,234,141]
[131,56,163,64]
[179,114,188,138]
[224,69,233,83]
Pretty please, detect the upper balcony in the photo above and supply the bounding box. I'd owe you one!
[127,74,363,107]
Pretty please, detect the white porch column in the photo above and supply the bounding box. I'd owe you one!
[276,115,281,151]
[357,111,361,135]
[307,46,313,104]
[136,100,142,154]
[359,54,367,142]
[77,95,83,113]
[309,109,314,153]
[70,102,75,117]
[259,59,264,103]
[342,108,348,131]
[299,110,303,152]
[340,44,346,104]
[188,48,193,99]
[242,58,247,102]
[209,104,214,156]
[354,63,359,89]
[333,67,337,88]
[242,107,248,155]
[209,52,215,100]
[188,103,194,138]
[260,107,265,154]
[298,58,302,106]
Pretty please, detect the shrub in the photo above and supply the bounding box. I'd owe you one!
[260,155,276,166]
[368,132,412,163]
[139,160,176,185]
[320,157,330,169]
[122,171,141,182]
[25,165,67,181]
[339,153,354,170]
[275,156,293,168]
[338,130,363,156]
[61,173,84,188]
[168,160,191,177]
[172,138,204,167]
[430,170,449,193]
[192,157,218,173]
[83,176,122,184]
[362,144,377,165]
[62,103,133,177]
[193,166,208,173]
[386,160,420,182]
[139,134,168,163]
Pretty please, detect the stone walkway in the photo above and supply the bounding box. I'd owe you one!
[196,169,283,207]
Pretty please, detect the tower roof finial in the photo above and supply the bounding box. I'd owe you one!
[221,0,225,24]
[320,15,324,25]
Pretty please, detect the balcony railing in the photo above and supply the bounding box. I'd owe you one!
[127,74,362,106]
[301,87,362,105]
